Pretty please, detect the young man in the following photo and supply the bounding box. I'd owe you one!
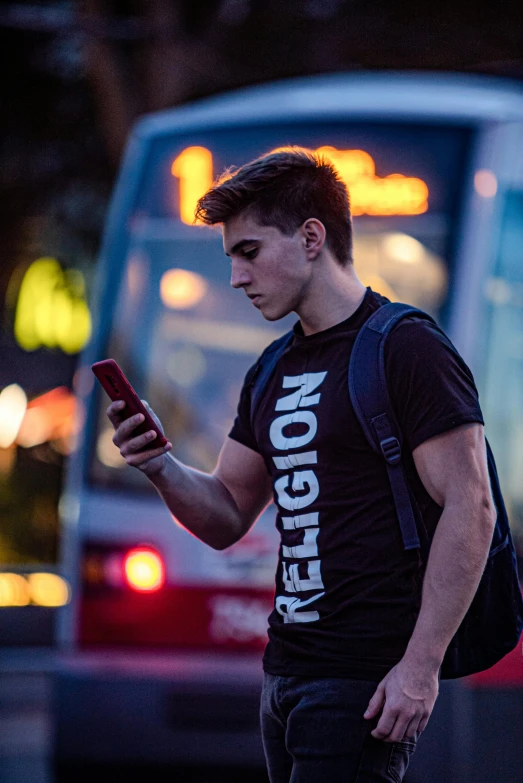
[107,148,496,782]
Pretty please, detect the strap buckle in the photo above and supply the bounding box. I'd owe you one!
[380,437,401,465]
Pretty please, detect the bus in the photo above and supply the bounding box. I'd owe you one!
[53,72,523,780]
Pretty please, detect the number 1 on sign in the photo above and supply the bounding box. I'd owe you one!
[171,146,214,225]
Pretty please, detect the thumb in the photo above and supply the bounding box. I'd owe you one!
[364,681,386,720]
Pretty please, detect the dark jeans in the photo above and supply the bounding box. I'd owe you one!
[260,673,418,783]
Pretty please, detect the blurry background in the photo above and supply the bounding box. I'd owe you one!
[0,2,522,782]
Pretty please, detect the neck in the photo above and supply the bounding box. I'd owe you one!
[296,260,367,336]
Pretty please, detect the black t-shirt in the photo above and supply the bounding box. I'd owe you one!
[229,287,484,680]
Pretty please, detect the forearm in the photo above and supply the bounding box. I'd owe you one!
[404,500,496,669]
[148,453,244,550]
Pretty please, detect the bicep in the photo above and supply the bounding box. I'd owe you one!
[412,422,493,511]
[213,437,273,533]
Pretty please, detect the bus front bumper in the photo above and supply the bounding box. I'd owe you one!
[52,649,265,767]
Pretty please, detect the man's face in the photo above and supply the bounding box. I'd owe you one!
[223,211,310,321]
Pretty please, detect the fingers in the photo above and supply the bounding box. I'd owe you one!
[404,715,422,740]
[125,440,172,469]
[111,412,147,448]
[372,708,424,742]
[105,399,172,472]
[374,713,414,742]
[117,425,172,460]
[371,708,399,740]
[364,682,386,721]
[122,428,158,454]
[106,399,127,427]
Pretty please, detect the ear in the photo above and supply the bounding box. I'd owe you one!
[300,219,326,259]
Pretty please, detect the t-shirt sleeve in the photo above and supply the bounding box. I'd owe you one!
[385,318,485,453]
[227,362,259,453]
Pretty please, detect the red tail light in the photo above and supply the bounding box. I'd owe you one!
[123,548,165,593]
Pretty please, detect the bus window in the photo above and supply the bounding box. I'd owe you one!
[90,122,472,492]
[478,189,523,550]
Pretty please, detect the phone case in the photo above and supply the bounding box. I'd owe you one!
[91,359,168,449]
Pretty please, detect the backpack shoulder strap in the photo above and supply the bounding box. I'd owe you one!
[249,330,294,427]
[349,302,438,550]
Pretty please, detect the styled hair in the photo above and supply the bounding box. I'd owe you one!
[195,146,353,265]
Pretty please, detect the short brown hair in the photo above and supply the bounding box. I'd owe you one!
[195,146,353,265]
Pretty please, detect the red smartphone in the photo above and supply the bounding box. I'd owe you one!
[91,359,168,450]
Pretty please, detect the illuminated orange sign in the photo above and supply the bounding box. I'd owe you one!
[171,145,429,224]
[171,146,213,225]
[317,147,428,216]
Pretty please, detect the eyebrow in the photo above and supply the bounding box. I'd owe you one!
[225,238,260,257]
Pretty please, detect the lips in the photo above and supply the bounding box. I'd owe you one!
[248,294,262,305]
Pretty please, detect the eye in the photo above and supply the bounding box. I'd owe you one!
[244,248,258,260]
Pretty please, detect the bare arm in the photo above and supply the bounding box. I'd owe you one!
[365,423,496,741]
[107,400,273,550]
[403,423,496,668]
[151,437,273,549]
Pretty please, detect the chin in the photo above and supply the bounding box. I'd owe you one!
[260,304,292,322]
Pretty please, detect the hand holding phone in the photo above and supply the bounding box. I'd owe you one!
[92,359,169,452]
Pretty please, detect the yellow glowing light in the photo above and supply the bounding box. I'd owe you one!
[97,428,126,468]
[171,146,429,222]
[382,233,425,264]
[160,268,208,309]
[13,258,91,354]
[171,146,213,224]
[474,169,497,199]
[124,549,165,592]
[28,573,70,606]
[0,384,28,448]
[317,147,429,216]
[0,574,30,606]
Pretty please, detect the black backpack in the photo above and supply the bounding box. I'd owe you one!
[249,301,523,679]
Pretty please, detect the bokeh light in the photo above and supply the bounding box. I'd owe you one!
[0,574,30,606]
[160,268,208,309]
[97,428,126,468]
[124,549,165,592]
[28,573,70,606]
[0,384,28,448]
[382,233,425,264]
[474,169,498,198]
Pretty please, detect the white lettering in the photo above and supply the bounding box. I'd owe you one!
[270,411,317,451]
[276,592,324,623]
[274,469,319,511]
[275,372,328,411]
[282,559,324,592]
[269,369,329,625]
[272,451,317,470]
[282,527,320,559]
[281,512,319,530]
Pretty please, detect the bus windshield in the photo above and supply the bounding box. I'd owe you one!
[90,121,472,491]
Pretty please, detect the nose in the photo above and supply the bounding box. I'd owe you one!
[230,260,252,289]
